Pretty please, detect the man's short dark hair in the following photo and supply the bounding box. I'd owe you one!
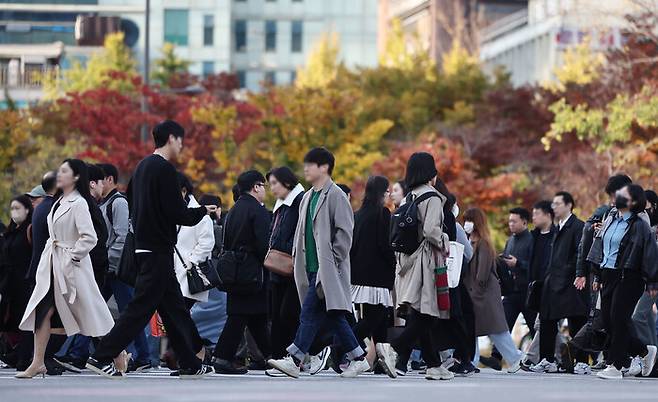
[337,184,351,195]
[153,120,185,148]
[303,147,335,176]
[87,163,105,182]
[555,191,575,210]
[41,171,57,194]
[605,174,632,196]
[509,207,530,222]
[237,170,266,195]
[533,200,554,219]
[97,163,119,183]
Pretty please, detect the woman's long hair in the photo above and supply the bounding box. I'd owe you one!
[6,195,33,233]
[55,159,96,214]
[463,207,495,259]
[361,176,390,209]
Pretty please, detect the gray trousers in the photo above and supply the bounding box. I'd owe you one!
[524,315,566,364]
[632,293,657,347]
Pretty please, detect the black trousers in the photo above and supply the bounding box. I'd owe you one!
[353,303,388,349]
[503,292,537,336]
[93,252,201,370]
[184,297,205,354]
[391,308,439,368]
[270,280,300,359]
[600,269,647,369]
[214,314,270,361]
[540,315,587,363]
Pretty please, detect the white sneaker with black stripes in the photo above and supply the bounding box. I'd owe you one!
[86,358,125,379]
[179,364,214,379]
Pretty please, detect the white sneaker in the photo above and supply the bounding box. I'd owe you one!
[340,359,370,378]
[305,346,331,375]
[375,343,398,378]
[507,358,521,374]
[642,345,657,377]
[573,362,592,375]
[265,368,287,377]
[267,356,300,379]
[624,356,643,377]
[530,358,558,373]
[425,366,454,380]
[597,365,623,380]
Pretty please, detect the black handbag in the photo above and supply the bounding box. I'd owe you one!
[496,258,515,296]
[117,230,138,287]
[215,210,263,295]
[174,246,219,294]
[525,280,543,312]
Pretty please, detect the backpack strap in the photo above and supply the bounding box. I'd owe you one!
[105,192,127,226]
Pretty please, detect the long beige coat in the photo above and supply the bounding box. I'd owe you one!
[293,179,354,312]
[396,185,450,319]
[20,191,114,336]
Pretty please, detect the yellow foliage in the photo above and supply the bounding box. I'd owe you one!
[296,32,341,89]
[546,40,604,91]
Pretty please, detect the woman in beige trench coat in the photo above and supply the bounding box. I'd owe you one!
[17,159,115,378]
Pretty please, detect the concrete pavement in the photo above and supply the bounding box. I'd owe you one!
[1,367,658,402]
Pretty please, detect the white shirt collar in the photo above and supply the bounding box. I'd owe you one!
[559,213,572,230]
[273,183,305,213]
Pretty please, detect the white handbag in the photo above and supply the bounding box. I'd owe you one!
[446,241,465,288]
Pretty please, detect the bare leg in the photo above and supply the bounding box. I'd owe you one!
[19,307,54,375]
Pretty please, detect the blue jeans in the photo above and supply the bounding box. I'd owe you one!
[68,278,150,362]
[287,272,363,361]
[473,332,522,366]
[191,288,228,347]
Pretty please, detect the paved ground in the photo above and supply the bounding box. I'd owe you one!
[2,367,658,402]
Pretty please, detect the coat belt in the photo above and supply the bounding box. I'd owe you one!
[52,239,78,303]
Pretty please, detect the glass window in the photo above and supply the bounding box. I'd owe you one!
[202,61,214,77]
[264,71,276,85]
[236,70,246,88]
[265,20,276,52]
[203,15,214,46]
[291,20,302,53]
[164,9,189,46]
[290,70,297,83]
[234,20,247,52]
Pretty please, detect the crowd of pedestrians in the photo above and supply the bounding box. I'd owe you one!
[1,119,657,381]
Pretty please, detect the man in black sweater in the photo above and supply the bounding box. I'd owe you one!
[88,120,216,378]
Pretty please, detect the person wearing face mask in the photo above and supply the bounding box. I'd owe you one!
[0,196,34,370]
[584,184,658,379]
[212,170,272,375]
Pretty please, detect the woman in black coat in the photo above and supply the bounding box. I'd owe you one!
[350,176,396,359]
[212,171,272,374]
[265,167,305,361]
[0,195,33,369]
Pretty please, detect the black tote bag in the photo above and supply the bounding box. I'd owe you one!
[117,230,138,287]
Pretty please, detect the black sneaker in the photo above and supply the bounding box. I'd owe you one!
[212,358,248,375]
[179,364,213,379]
[410,360,427,371]
[449,362,476,377]
[480,356,502,371]
[45,358,66,376]
[86,357,125,379]
[128,359,152,373]
[520,360,533,372]
[54,355,86,373]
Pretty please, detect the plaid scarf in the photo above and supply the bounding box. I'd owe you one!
[434,250,451,319]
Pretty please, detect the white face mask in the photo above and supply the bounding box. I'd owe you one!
[463,221,474,235]
[11,210,28,225]
[452,204,460,218]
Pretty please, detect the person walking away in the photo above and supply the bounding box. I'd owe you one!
[384,152,453,380]
[265,167,305,371]
[349,176,397,375]
[212,170,271,374]
[0,196,33,370]
[17,159,116,378]
[172,172,215,364]
[190,194,228,355]
[531,192,587,373]
[88,120,216,378]
[267,147,368,379]
[585,184,658,379]
[462,208,523,373]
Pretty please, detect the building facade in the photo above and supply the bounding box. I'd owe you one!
[479,0,640,86]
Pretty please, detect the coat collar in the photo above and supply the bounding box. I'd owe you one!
[52,190,81,223]
[312,179,334,222]
[273,183,304,213]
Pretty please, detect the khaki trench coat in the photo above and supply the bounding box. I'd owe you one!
[395,185,450,319]
[20,191,114,336]
[293,179,354,312]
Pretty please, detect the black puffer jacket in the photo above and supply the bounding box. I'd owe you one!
[587,211,658,290]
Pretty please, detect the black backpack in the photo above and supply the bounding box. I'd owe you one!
[390,192,439,255]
